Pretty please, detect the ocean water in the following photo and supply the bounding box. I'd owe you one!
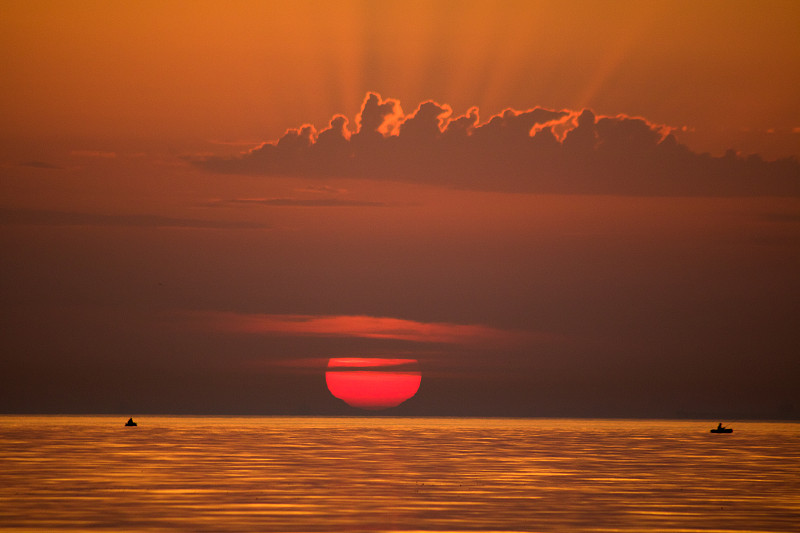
[1,416,798,532]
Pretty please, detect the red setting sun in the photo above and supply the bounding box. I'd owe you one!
[325,358,421,410]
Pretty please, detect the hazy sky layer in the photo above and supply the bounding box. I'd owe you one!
[1,1,799,417]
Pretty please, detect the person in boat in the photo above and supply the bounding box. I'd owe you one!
[125,417,137,426]
[717,422,725,430]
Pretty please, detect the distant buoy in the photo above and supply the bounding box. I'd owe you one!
[125,417,137,427]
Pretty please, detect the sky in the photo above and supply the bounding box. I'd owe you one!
[1,0,799,418]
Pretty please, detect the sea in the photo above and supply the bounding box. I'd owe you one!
[1,416,798,532]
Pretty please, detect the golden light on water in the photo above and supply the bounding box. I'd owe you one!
[2,417,799,532]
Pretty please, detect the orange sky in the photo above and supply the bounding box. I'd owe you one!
[2,0,799,158]
[1,1,799,417]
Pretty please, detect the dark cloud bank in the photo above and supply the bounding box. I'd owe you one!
[198,93,799,197]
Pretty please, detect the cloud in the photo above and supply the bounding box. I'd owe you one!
[327,358,419,369]
[219,197,390,208]
[185,311,546,348]
[20,160,62,170]
[196,93,799,197]
[0,207,269,230]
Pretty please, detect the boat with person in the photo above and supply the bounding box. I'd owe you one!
[710,422,732,433]
[125,417,137,427]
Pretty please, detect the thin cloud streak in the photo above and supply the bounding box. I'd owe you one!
[224,197,390,208]
[0,207,270,230]
[196,93,800,197]
[187,311,548,347]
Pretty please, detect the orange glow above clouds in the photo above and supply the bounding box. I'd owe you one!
[2,1,798,159]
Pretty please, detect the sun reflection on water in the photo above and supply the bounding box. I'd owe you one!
[1,417,798,532]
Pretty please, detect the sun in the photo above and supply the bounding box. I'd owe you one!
[325,358,421,410]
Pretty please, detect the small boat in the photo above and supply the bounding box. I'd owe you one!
[125,418,137,427]
[710,423,732,433]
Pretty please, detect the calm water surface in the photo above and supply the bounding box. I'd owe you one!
[1,416,798,532]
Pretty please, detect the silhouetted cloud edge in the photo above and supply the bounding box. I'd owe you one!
[20,160,63,170]
[194,93,800,197]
